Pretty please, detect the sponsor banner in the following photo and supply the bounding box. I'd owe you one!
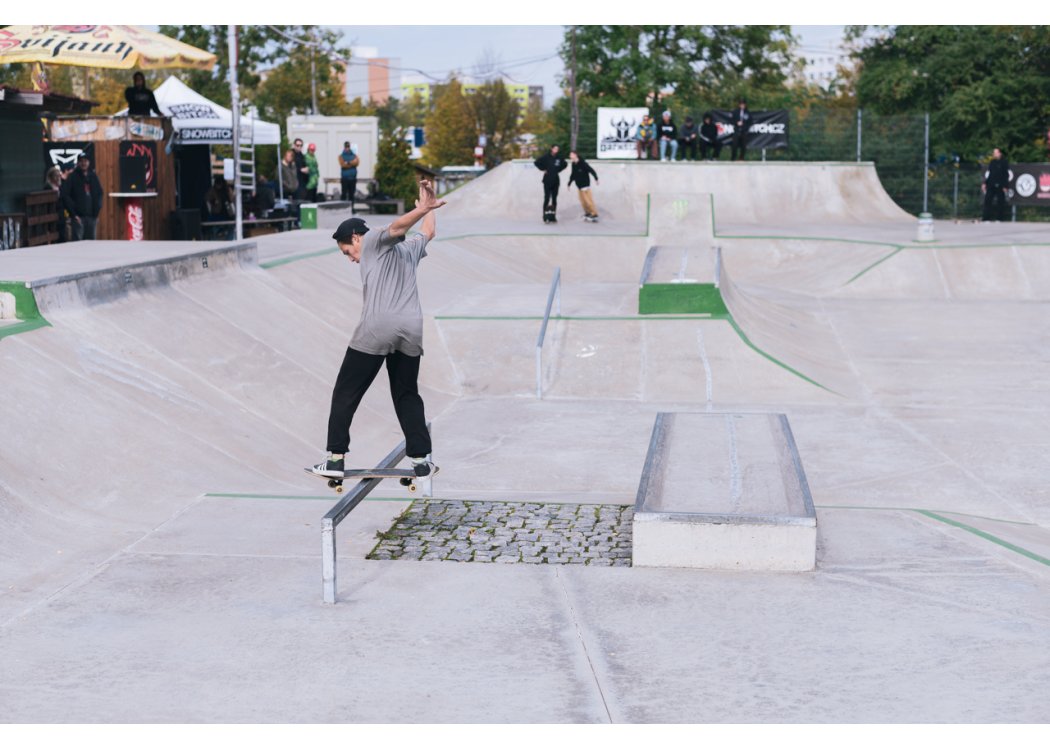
[43,141,95,171]
[176,127,234,144]
[709,109,790,150]
[596,107,650,159]
[128,120,164,141]
[1007,163,1050,206]
[119,140,158,191]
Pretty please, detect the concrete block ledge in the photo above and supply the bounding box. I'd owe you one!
[633,411,816,571]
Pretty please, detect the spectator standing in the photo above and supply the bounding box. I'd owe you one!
[124,72,163,117]
[730,100,751,161]
[679,116,699,161]
[62,154,103,241]
[567,150,600,222]
[280,149,299,200]
[44,166,68,243]
[635,115,656,160]
[700,113,721,161]
[305,143,320,201]
[982,147,1010,221]
[291,138,309,199]
[204,175,235,239]
[657,111,679,162]
[534,144,568,223]
[251,174,276,218]
[338,141,359,203]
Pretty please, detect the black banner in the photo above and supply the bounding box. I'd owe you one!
[119,140,158,191]
[42,142,95,171]
[709,109,789,150]
[1007,163,1050,206]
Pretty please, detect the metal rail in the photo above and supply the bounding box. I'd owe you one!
[535,267,562,399]
[321,423,431,604]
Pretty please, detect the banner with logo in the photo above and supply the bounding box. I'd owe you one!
[1008,163,1050,206]
[596,107,650,159]
[119,140,158,191]
[709,110,790,150]
[42,142,95,171]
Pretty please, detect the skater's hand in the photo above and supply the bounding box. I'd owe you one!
[417,179,446,212]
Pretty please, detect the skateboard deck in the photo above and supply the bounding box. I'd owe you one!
[304,466,424,494]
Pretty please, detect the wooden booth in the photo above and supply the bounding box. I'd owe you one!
[45,116,177,241]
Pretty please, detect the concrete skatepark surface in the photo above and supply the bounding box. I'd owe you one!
[2,160,1050,722]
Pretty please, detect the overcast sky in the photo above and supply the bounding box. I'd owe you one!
[332,25,851,107]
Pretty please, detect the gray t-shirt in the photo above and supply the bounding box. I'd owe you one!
[349,226,429,356]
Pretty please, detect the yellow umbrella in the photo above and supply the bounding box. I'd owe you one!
[0,25,217,70]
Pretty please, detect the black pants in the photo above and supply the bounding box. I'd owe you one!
[731,135,747,161]
[982,187,1007,221]
[680,139,698,160]
[700,141,722,160]
[341,177,357,202]
[326,347,431,458]
[543,180,559,213]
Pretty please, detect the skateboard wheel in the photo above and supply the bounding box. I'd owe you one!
[327,479,339,489]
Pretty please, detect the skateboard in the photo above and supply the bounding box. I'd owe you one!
[304,466,432,494]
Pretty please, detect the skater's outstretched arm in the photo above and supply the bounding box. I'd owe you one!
[419,181,438,241]
[388,179,445,239]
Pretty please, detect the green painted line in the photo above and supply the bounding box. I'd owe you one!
[845,245,906,285]
[725,314,837,394]
[916,510,1050,568]
[435,231,645,242]
[0,281,52,341]
[713,232,901,248]
[260,246,339,269]
[204,492,409,501]
[816,504,1036,526]
[434,314,723,321]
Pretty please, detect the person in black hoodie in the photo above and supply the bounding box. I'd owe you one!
[700,113,721,161]
[730,100,751,161]
[534,145,568,223]
[981,147,1010,221]
[567,150,600,222]
[61,154,104,241]
[678,116,699,161]
[124,72,163,117]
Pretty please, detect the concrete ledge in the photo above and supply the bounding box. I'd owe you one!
[24,242,258,313]
[632,412,816,571]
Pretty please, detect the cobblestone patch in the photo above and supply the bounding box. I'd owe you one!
[367,501,633,566]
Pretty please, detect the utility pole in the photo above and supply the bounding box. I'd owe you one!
[310,28,319,115]
[923,111,930,214]
[228,24,242,241]
[570,26,578,152]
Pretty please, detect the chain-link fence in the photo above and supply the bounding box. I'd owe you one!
[562,106,1047,222]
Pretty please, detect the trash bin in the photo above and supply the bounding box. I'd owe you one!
[300,203,318,229]
[916,212,935,242]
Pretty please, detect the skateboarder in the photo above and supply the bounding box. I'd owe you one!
[310,179,446,480]
[534,144,568,223]
[567,150,600,222]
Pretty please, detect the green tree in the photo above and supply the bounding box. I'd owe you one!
[422,77,475,167]
[850,25,1050,161]
[562,25,798,108]
[374,129,418,207]
[158,25,298,106]
[465,80,520,167]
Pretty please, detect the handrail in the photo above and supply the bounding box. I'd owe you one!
[321,422,431,604]
[714,245,723,289]
[535,267,562,399]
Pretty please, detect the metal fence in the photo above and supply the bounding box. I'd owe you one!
[565,107,1047,222]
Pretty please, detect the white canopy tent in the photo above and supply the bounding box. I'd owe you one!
[116,75,281,146]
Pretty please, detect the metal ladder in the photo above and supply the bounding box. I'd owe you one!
[236,108,256,210]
